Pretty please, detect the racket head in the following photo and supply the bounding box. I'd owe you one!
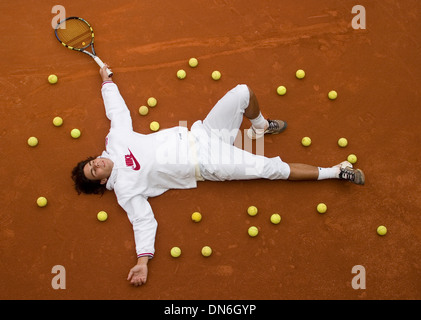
[54,17,94,51]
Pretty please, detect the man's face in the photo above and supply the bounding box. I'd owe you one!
[83,157,114,184]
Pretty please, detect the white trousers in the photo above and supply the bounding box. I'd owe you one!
[190,84,291,181]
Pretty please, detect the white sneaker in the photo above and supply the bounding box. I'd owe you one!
[336,161,365,185]
[246,119,287,139]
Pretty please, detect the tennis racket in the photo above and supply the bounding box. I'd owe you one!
[54,17,113,77]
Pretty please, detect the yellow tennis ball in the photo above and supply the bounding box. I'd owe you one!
[48,74,58,84]
[53,116,63,127]
[328,90,338,100]
[150,121,160,132]
[201,246,212,257]
[191,211,202,222]
[170,246,181,258]
[138,105,149,116]
[248,226,259,237]
[37,196,47,207]
[71,128,81,138]
[27,136,38,147]
[189,58,198,67]
[147,97,157,107]
[301,136,311,147]
[377,225,387,236]
[338,137,348,147]
[276,86,287,95]
[211,70,221,80]
[296,69,305,79]
[247,206,258,216]
[177,69,186,79]
[270,213,281,224]
[97,211,108,222]
[316,203,327,214]
[347,154,357,164]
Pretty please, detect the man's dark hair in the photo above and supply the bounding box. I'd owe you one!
[71,156,107,195]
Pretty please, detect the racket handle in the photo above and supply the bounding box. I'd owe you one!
[94,56,113,77]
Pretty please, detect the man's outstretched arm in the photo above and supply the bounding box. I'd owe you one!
[119,194,158,287]
[99,65,133,131]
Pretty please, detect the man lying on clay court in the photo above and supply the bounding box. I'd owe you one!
[72,65,365,287]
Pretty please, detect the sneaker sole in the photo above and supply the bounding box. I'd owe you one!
[355,169,365,185]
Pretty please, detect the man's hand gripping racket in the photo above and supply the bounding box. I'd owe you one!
[100,64,113,82]
[54,17,113,77]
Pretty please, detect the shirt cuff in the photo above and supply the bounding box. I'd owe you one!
[137,253,154,259]
[101,80,114,88]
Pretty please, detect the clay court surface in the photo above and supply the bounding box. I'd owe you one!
[1,0,420,301]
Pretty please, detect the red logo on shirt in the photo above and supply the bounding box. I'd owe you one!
[125,149,140,171]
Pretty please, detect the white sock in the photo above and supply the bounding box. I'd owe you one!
[250,112,268,130]
[317,167,340,180]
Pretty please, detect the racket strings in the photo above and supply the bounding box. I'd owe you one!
[56,19,93,49]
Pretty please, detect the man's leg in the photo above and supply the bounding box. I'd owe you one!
[201,85,287,144]
[288,163,319,180]
[288,163,342,180]
[245,87,287,139]
[200,146,365,184]
[244,87,264,121]
[201,84,249,145]
[288,161,365,184]
[199,131,362,183]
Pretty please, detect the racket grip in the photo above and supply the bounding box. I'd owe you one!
[94,56,113,77]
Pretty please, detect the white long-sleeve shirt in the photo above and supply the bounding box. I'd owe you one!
[99,81,197,259]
